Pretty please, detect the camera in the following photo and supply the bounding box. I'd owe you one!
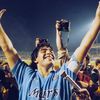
[58,19,70,32]
[91,68,99,83]
[84,65,99,83]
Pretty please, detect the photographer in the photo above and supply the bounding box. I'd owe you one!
[87,68,100,100]
[56,19,70,67]
[76,54,91,87]
[88,59,100,99]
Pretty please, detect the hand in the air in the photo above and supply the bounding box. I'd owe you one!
[96,1,100,18]
[0,9,6,19]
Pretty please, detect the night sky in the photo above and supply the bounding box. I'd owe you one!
[0,0,99,53]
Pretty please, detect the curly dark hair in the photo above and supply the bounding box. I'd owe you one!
[30,42,53,70]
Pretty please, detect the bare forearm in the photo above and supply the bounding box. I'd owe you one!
[81,17,100,47]
[75,17,100,63]
[0,24,19,68]
[56,29,65,50]
[0,24,13,51]
[70,2,100,73]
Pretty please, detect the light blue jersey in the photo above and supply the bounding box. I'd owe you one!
[12,56,78,100]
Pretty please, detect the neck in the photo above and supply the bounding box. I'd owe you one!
[37,64,53,77]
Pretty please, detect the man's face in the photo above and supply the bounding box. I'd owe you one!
[97,63,100,69]
[35,46,55,68]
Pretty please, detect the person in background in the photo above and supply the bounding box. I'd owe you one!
[76,54,91,88]
[35,38,48,47]
[0,61,18,100]
[95,58,100,70]
[56,19,70,67]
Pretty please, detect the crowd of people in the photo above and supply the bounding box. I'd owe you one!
[0,1,100,100]
[0,60,18,100]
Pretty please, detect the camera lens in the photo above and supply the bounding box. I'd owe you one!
[91,69,99,83]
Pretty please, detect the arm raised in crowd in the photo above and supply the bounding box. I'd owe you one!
[55,20,69,66]
[0,9,20,68]
[71,2,100,73]
[56,20,64,51]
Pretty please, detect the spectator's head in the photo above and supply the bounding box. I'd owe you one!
[31,42,55,70]
[95,58,100,69]
[85,54,90,65]
[35,38,48,47]
[2,62,10,70]
[82,53,90,70]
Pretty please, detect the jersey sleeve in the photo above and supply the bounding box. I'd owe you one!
[12,59,34,90]
[59,53,80,81]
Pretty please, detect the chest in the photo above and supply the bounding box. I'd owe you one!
[27,73,64,99]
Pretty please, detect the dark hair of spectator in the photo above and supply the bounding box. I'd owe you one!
[95,59,100,66]
[86,54,90,61]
